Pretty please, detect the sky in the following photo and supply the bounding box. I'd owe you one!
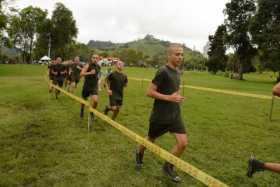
[14,0,229,52]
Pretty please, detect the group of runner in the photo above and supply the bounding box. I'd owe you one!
[47,44,188,182]
[48,56,82,96]
[47,43,280,183]
[48,54,128,121]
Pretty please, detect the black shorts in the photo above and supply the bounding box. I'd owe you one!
[74,79,80,84]
[53,78,64,87]
[109,96,123,106]
[148,121,186,139]
[49,75,54,80]
[82,87,98,99]
[70,76,80,84]
[66,75,71,81]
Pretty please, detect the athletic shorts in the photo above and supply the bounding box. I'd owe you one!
[148,121,186,139]
[70,76,80,84]
[82,87,98,99]
[109,96,123,106]
[66,75,71,81]
[53,78,64,87]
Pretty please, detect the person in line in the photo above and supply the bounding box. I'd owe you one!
[104,60,128,120]
[135,43,187,183]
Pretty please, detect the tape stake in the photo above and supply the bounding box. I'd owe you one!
[269,96,275,121]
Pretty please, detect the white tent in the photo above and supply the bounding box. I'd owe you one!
[40,56,51,61]
[39,56,51,64]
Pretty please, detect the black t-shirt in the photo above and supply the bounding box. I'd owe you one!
[48,64,55,77]
[149,65,182,124]
[52,63,66,78]
[83,63,100,90]
[107,71,128,99]
[70,63,82,79]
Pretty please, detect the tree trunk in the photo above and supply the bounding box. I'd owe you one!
[238,62,243,80]
[23,40,28,63]
[29,37,33,64]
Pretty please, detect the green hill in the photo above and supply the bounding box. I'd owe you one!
[87,34,206,69]
[88,34,198,58]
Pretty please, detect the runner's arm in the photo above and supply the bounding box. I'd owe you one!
[104,75,112,95]
[147,83,184,103]
[51,69,57,75]
[80,64,95,77]
[124,76,128,87]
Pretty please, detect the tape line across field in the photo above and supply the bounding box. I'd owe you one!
[49,82,229,187]
[129,77,275,100]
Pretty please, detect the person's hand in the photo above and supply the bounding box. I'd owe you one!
[168,92,184,103]
[89,69,96,75]
[107,89,112,96]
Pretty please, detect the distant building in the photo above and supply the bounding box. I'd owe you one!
[1,46,21,58]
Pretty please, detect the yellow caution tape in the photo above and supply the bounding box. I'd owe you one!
[129,77,276,100]
[49,82,229,187]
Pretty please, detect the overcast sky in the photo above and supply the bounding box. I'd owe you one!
[14,0,229,52]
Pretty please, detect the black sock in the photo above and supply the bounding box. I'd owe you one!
[80,107,84,117]
[255,160,265,170]
[164,162,173,169]
[90,112,94,120]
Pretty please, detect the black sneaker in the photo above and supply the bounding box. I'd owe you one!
[162,163,182,183]
[135,149,143,170]
[104,106,110,115]
[247,157,264,177]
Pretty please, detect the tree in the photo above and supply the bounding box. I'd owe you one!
[224,0,256,80]
[8,6,47,63]
[0,0,7,32]
[111,48,146,66]
[33,18,52,60]
[51,3,78,59]
[206,25,227,74]
[0,0,8,62]
[183,51,207,71]
[250,0,280,81]
[20,6,47,62]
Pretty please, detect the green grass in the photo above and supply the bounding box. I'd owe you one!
[0,64,280,186]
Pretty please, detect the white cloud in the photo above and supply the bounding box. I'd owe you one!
[14,0,229,52]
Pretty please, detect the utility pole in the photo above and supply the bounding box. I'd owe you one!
[48,33,51,58]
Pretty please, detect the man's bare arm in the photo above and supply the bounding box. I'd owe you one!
[146,83,184,103]
[80,64,95,77]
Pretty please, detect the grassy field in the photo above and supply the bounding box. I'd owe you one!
[0,64,280,187]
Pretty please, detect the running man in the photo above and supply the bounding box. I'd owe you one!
[104,60,128,120]
[48,60,55,93]
[247,157,280,177]
[51,57,67,99]
[69,56,83,93]
[80,54,101,123]
[135,43,187,183]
